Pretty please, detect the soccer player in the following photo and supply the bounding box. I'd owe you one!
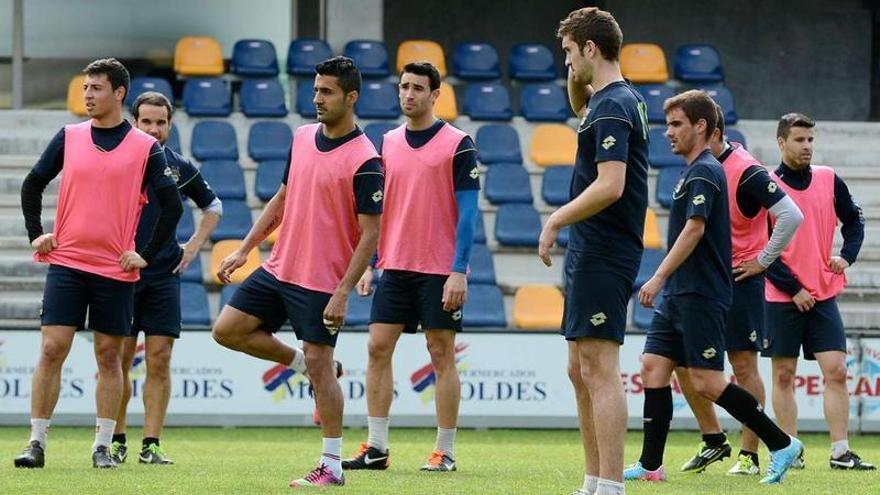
[666,104,804,476]
[211,56,382,488]
[341,61,479,473]
[14,58,182,469]
[625,90,803,485]
[764,113,873,470]
[110,91,222,465]
[539,8,649,495]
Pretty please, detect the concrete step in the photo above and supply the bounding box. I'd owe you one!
[0,255,47,277]
[0,291,42,319]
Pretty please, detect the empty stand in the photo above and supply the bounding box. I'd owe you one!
[287,39,333,76]
[648,128,685,169]
[180,253,203,283]
[643,208,663,250]
[674,44,724,83]
[174,36,224,76]
[485,164,533,204]
[356,81,400,119]
[182,78,231,116]
[656,166,684,208]
[520,83,570,122]
[198,160,247,200]
[211,240,261,284]
[634,248,666,290]
[66,75,87,116]
[530,124,576,166]
[240,79,288,117]
[636,84,675,124]
[474,213,487,244]
[468,244,497,285]
[620,43,668,83]
[513,284,563,329]
[363,122,398,152]
[180,282,211,325]
[166,125,182,154]
[126,77,174,110]
[191,121,238,161]
[295,81,317,118]
[463,82,512,121]
[476,124,522,164]
[231,39,279,77]
[396,40,447,77]
[557,225,570,248]
[344,40,390,78]
[463,284,507,327]
[248,121,292,161]
[452,42,501,80]
[495,204,542,247]
[699,84,738,124]
[255,159,286,201]
[541,165,573,206]
[211,200,253,242]
[436,82,458,122]
[346,290,374,327]
[509,43,557,81]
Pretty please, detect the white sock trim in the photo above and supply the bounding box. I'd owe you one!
[366,416,390,452]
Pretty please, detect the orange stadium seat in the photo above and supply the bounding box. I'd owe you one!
[644,207,663,249]
[66,75,87,117]
[435,82,458,121]
[175,36,224,76]
[529,124,576,167]
[211,239,260,284]
[620,43,668,83]
[513,284,564,330]
[397,40,447,78]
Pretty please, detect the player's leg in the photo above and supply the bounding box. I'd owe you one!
[110,335,138,463]
[423,329,460,471]
[675,367,730,473]
[568,341,600,495]
[140,335,175,464]
[92,330,125,468]
[771,357,799,435]
[728,350,763,472]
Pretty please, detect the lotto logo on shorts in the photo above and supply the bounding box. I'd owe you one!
[749,331,757,342]
[452,310,462,321]
[702,347,717,359]
[589,312,607,326]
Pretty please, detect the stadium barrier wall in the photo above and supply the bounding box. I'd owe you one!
[1,330,879,432]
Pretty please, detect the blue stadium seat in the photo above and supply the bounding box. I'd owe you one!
[631,292,663,331]
[126,77,173,110]
[191,121,238,161]
[636,84,675,124]
[211,200,253,242]
[295,81,317,118]
[674,44,724,83]
[166,125,182,154]
[541,165,573,206]
[344,40,389,78]
[476,124,522,164]
[255,159,286,201]
[726,128,747,149]
[182,78,231,117]
[558,225,570,248]
[495,204,541,247]
[648,128,685,169]
[198,161,246,200]
[520,83,569,122]
[248,121,291,161]
[634,248,665,290]
[219,284,241,309]
[287,39,332,76]
[180,253,203,283]
[699,84,738,124]
[509,43,557,81]
[485,164,533,204]
[177,202,194,243]
[462,284,507,327]
[356,81,400,119]
[463,82,512,121]
[231,39,279,77]
[240,79,288,117]
[474,213,486,244]
[180,282,211,326]
[468,244,496,285]
[346,290,374,327]
[452,42,501,80]
[363,122,397,152]
[656,166,684,208]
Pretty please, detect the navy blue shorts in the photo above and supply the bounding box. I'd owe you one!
[370,270,462,333]
[227,267,337,346]
[41,264,135,336]
[644,294,728,370]
[763,297,846,360]
[561,249,635,344]
[132,275,181,338]
[726,277,765,352]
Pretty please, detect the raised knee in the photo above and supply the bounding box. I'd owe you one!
[212,323,235,348]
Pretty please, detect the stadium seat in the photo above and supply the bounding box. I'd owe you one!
[495,204,541,247]
[520,83,570,122]
[463,284,507,327]
[620,43,668,83]
[287,39,333,76]
[219,284,241,309]
[726,127,747,149]
[180,253,203,283]
[346,290,374,327]
[191,121,238,161]
[634,248,665,290]
[211,200,253,242]
[363,122,398,152]
[198,160,247,200]
[180,282,211,326]
[541,165,573,206]
[166,125,182,154]
[231,39,279,77]
[530,124,576,166]
[452,42,501,80]
[557,225,570,248]
[295,80,317,118]
[182,78,231,116]
[248,121,291,161]
[177,203,194,243]
[509,43,556,81]
[656,166,684,208]
[485,164,533,204]
[356,81,400,119]
[513,284,563,330]
[674,44,724,83]
[463,82,512,121]
[240,79,288,117]
[126,77,174,110]
[699,84,738,124]
[211,239,261,284]
[474,213,487,244]
[344,40,390,78]
[468,244,496,285]
[396,40,447,78]
[648,128,685,169]
[644,208,663,250]
[631,292,663,330]
[436,82,458,122]
[174,36,224,76]
[255,159,286,201]
[67,75,87,116]
[476,124,522,164]
[636,84,675,124]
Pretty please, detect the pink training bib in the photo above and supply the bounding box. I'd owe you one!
[722,144,769,267]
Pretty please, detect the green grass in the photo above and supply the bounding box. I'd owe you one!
[1,427,877,494]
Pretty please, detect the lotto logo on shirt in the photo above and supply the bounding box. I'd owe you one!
[410,342,468,404]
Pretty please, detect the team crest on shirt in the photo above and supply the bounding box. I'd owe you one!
[577,110,591,133]
[601,135,617,150]
[767,181,778,193]
[692,194,706,206]
[164,165,180,183]
[672,178,686,199]
[371,190,383,203]
[702,347,717,359]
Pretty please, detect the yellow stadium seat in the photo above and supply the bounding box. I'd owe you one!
[397,40,447,78]
[211,240,260,284]
[435,82,458,121]
[530,124,576,167]
[513,284,564,330]
[620,43,668,83]
[266,226,278,245]
[644,207,662,249]
[67,75,87,117]
[174,36,224,76]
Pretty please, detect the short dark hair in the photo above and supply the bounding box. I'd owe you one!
[557,7,623,61]
[777,112,815,139]
[315,56,361,94]
[663,89,718,141]
[83,58,130,100]
[714,102,725,138]
[401,61,441,91]
[131,91,173,120]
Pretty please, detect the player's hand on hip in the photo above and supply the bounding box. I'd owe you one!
[638,275,664,308]
[538,218,560,267]
[217,250,248,284]
[173,242,199,275]
[792,288,816,313]
[733,258,766,282]
[322,290,347,333]
[442,272,467,312]
[827,256,850,274]
[356,268,374,296]
[31,233,57,255]
[119,251,147,272]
